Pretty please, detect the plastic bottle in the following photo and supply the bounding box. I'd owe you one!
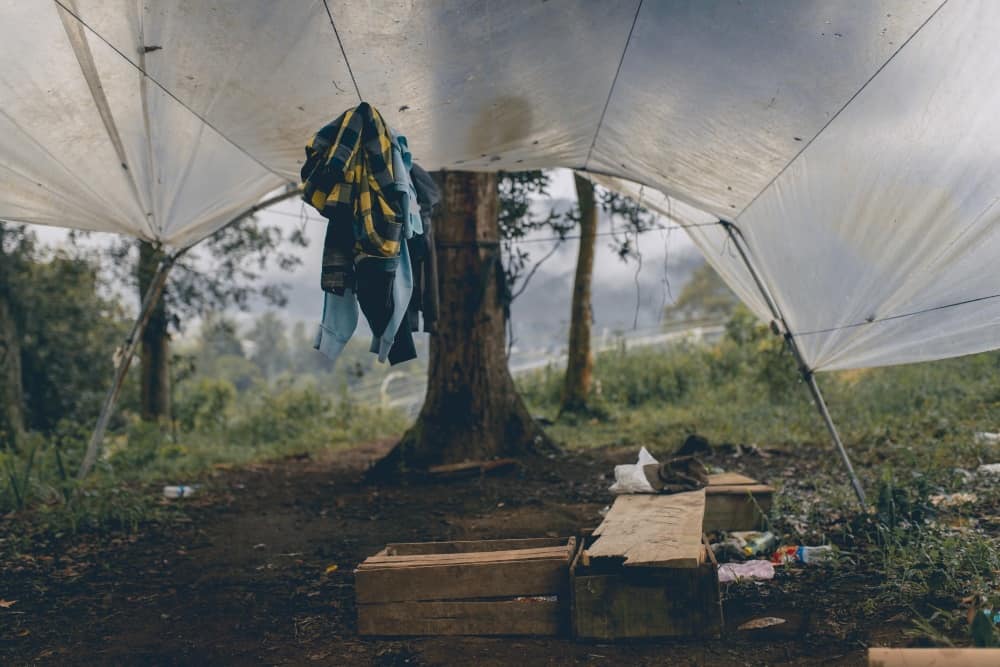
[771,544,834,564]
[798,545,833,563]
[163,485,196,499]
[740,531,777,558]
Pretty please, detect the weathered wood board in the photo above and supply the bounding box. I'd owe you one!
[705,473,773,532]
[356,537,575,636]
[357,599,562,636]
[571,541,723,639]
[587,490,706,568]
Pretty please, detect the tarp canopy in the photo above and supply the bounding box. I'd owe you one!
[2,0,999,372]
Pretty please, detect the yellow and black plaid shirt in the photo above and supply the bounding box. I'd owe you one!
[302,103,403,269]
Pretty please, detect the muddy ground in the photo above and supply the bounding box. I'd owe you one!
[2,439,913,666]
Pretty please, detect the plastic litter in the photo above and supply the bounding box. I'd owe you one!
[608,447,658,494]
[738,616,786,631]
[771,545,834,565]
[731,531,777,558]
[163,485,196,499]
[718,560,775,583]
[977,463,1000,475]
[974,432,1000,444]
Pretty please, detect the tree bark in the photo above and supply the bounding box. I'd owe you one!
[138,241,171,422]
[560,174,598,414]
[372,170,553,475]
[0,289,25,449]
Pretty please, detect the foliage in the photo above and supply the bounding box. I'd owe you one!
[519,306,1000,645]
[664,262,739,322]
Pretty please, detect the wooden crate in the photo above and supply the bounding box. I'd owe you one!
[571,490,723,640]
[356,537,576,636]
[704,473,773,532]
[571,539,723,640]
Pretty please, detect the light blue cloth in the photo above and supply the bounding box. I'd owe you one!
[314,288,358,363]
[369,237,413,362]
[390,129,422,237]
[315,129,421,365]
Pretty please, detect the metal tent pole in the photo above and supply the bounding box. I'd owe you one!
[720,221,867,507]
[75,186,304,479]
[77,252,175,479]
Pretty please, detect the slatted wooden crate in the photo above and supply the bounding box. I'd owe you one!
[355,537,576,636]
[571,490,723,639]
[704,472,773,532]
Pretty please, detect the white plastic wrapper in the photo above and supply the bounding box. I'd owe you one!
[608,446,658,495]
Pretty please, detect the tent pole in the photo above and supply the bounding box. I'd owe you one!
[77,252,175,479]
[75,185,303,479]
[720,220,866,507]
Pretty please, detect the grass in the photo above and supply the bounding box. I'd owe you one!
[518,309,1000,645]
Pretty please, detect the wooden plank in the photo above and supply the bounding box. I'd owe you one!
[708,472,758,486]
[427,458,518,479]
[707,483,773,495]
[359,546,569,568]
[572,562,722,639]
[704,483,772,532]
[355,556,569,603]
[868,648,1000,666]
[588,490,706,568]
[387,537,567,556]
[358,598,562,636]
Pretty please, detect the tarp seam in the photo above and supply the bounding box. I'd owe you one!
[321,0,362,101]
[735,0,951,220]
[583,0,643,170]
[51,0,292,185]
[794,291,1000,338]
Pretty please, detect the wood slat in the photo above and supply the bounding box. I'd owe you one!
[386,537,567,556]
[707,472,758,486]
[358,598,562,636]
[359,546,570,569]
[588,490,706,568]
[356,557,569,603]
[706,484,774,495]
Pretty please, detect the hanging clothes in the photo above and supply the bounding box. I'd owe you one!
[304,103,422,367]
[407,164,441,333]
[302,102,403,295]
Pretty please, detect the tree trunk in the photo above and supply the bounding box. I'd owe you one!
[372,170,553,475]
[0,289,25,449]
[138,241,171,422]
[560,174,598,414]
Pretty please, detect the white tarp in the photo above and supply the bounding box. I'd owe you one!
[2,0,998,371]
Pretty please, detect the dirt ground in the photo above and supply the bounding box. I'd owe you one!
[2,439,913,666]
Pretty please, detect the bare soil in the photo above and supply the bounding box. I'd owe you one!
[2,439,912,666]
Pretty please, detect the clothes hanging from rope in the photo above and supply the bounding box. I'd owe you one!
[407,164,441,333]
[302,102,403,295]
[306,104,424,367]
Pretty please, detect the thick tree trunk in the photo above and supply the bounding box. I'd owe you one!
[138,241,171,422]
[0,290,25,449]
[372,171,553,474]
[560,174,598,414]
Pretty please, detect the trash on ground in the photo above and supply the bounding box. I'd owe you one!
[737,616,786,630]
[608,446,658,494]
[324,564,339,575]
[731,530,777,558]
[977,463,1000,475]
[718,560,775,583]
[974,432,1000,444]
[929,492,978,508]
[162,485,196,499]
[771,545,834,565]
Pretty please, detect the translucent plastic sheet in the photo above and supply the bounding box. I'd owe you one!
[3,0,999,372]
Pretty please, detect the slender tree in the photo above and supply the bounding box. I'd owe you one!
[108,216,307,422]
[560,174,598,414]
[373,171,554,473]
